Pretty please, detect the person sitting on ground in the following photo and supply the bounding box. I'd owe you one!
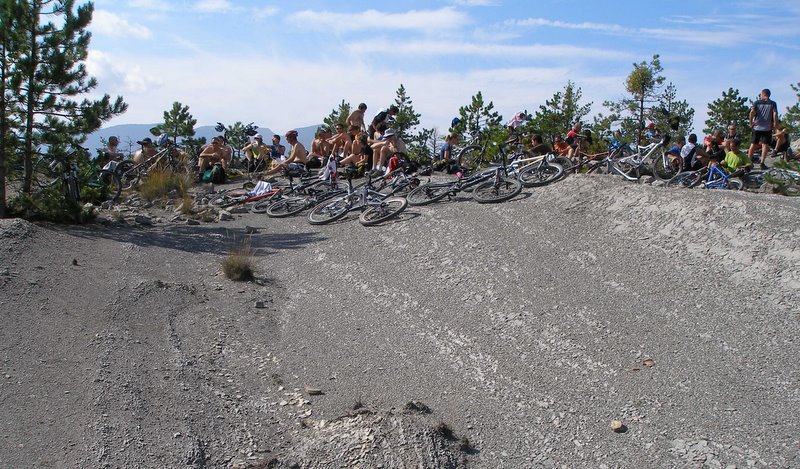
[241,134,270,172]
[327,123,352,161]
[133,137,157,165]
[306,128,328,170]
[553,135,571,156]
[681,133,708,171]
[270,134,286,161]
[772,122,793,159]
[703,129,726,164]
[529,134,551,156]
[726,123,739,142]
[263,129,308,178]
[338,132,370,168]
[347,103,368,133]
[371,128,406,176]
[101,136,125,165]
[367,105,399,137]
[433,133,459,171]
[715,137,752,176]
[644,122,660,141]
[198,136,229,171]
[666,135,685,170]
[565,122,586,161]
[369,121,388,145]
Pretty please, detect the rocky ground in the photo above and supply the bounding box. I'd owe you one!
[1,173,799,468]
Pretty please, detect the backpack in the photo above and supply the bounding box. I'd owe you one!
[203,163,227,183]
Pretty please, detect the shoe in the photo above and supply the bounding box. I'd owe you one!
[752,155,761,164]
[760,163,768,170]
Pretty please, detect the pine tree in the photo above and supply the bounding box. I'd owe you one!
[603,54,665,143]
[524,81,592,144]
[12,0,127,196]
[654,82,694,138]
[392,84,421,140]
[323,100,351,131]
[151,101,196,146]
[0,0,26,217]
[705,87,750,136]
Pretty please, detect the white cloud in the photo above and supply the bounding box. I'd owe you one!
[348,39,633,60]
[288,7,471,33]
[91,10,152,39]
[86,49,162,94]
[195,0,236,13]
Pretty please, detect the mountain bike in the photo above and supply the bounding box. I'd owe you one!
[116,137,191,189]
[406,154,522,205]
[307,170,407,226]
[666,165,744,190]
[615,135,671,179]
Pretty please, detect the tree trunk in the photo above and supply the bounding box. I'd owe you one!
[22,7,39,195]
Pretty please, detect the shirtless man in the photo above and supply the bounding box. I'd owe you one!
[132,137,157,165]
[101,136,125,165]
[347,103,368,133]
[264,130,309,177]
[327,123,351,160]
[198,136,229,171]
[241,134,270,171]
[307,128,331,169]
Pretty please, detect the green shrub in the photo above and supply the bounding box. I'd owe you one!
[8,186,85,223]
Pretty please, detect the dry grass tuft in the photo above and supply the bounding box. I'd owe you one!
[139,169,195,201]
[221,239,255,282]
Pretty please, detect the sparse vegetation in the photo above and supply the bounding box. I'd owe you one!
[352,396,364,411]
[434,422,456,440]
[403,400,432,414]
[138,169,194,201]
[8,186,83,223]
[221,239,255,281]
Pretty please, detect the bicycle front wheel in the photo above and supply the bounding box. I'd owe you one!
[406,183,451,206]
[64,177,80,202]
[265,197,309,218]
[86,170,122,202]
[358,197,408,226]
[666,171,700,188]
[517,162,563,187]
[472,176,522,203]
[307,195,353,225]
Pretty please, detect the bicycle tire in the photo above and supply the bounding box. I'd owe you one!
[472,176,522,203]
[118,162,141,190]
[265,197,309,218]
[517,162,563,187]
[307,195,354,225]
[31,159,60,189]
[726,178,744,190]
[65,177,80,202]
[358,197,408,226]
[554,156,573,174]
[457,145,485,171]
[87,170,122,202]
[406,183,452,206]
[652,155,679,181]
[666,171,700,188]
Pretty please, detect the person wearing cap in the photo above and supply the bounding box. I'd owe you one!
[370,128,406,176]
[133,137,157,165]
[347,103,368,133]
[101,136,125,165]
[242,134,270,172]
[263,129,309,178]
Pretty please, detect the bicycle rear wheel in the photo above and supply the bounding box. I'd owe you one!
[652,155,679,181]
[307,195,354,225]
[472,175,522,203]
[117,161,141,190]
[358,197,408,226]
[406,183,451,206]
[666,171,701,188]
[265,197,309,218]
[517,162,563,187]
[457,145,485,171]
[86,170,122,202]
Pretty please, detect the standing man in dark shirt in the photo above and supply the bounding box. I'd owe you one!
[748,88,778,169]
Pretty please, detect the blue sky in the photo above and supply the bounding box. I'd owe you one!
[86,0,800,135]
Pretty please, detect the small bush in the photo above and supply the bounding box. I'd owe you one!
[139,169,194,201]
[8,186,83,223]
[221,240,255,281]
[180,192,193,215]
[435,422,456,440]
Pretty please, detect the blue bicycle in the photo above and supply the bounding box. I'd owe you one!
[666,164,744,190]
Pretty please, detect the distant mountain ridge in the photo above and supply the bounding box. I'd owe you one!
[85,124,320,155]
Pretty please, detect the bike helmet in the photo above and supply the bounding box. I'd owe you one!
[156,133,170,147]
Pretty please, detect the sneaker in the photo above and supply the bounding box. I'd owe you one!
[752,155,761,164]
[760,163,769,170]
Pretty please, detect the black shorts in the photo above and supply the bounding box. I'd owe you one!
[752,130,771,145]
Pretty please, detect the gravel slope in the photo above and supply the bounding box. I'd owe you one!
[1,174,798,468]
